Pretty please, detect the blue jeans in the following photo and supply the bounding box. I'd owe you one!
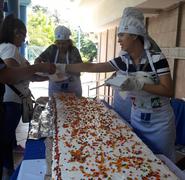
[3,102,22,170]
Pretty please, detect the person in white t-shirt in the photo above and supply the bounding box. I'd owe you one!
[0,14,55,177]
[0,58,56,179]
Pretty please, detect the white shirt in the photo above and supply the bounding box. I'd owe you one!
[0,43,30,104]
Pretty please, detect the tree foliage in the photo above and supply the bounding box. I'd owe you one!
[28,5,97,61]
[72,31,97,62]
[28,5,55,46]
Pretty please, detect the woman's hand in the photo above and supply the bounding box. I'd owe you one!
[30,74,49,82]
[35,63,56,74]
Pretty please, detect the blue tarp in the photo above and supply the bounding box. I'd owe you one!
[171,98,185,145]
[11,139,45,180]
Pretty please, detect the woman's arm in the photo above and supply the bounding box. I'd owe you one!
[4,58,20,67]
[29,74,49,82]
[66,62,115,73]
[0,63,56,84]
[143,73,174,97]
[4,58,49,82]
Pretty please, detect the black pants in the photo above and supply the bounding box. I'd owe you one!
[0,140,3,179]
[0,132,14,180]
[3,102,22,170]
[0,102,21,179]
[0,140,9,180]
[0,105,5,179]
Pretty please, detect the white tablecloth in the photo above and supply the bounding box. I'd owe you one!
[17,159,46,180]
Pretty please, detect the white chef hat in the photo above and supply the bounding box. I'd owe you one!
[122,7,144,21]
[118,7,151,49]
[54,25,71,40]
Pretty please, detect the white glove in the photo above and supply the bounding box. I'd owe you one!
[121,71,155,91]
[121,76,144,91]
[134,71,154,85]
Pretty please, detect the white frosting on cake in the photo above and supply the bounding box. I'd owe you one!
[51,94,178,180]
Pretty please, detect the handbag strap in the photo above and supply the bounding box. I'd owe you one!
[7,84,35,100]
[7,84,25,98]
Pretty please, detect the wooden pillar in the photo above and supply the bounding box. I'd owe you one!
[173,2,183,97]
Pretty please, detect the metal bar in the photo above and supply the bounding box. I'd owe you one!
[89,83,105,91]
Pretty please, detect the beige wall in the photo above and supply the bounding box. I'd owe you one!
[97,2,185,102]
[148,3,185,98]
[96,28,116,103]
[175,3,185,98]
[148,8,178,47]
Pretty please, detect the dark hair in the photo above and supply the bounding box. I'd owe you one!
[0,14,26,44]
[129,34,144,45]
[137,35,144,45]
[55,39,74,51]
[68,39,73,51]
[0,10,4,32]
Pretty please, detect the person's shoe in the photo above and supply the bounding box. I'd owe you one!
[13,145,25,153]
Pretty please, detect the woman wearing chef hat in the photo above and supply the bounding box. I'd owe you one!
[35,25,83,97]
[54,7,176,162]
[112,36,162,124]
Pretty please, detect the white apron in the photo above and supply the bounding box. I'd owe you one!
[125,50,176,161]
[113,89,131,123]
[49,49,82,97]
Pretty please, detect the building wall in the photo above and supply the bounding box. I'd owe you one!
[148,8,178,47]
[148,3,185,98]
[176,3,185,98]
[97,2,185,102]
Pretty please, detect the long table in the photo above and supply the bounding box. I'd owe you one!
[11,99,185,180]
[12,138,185,180]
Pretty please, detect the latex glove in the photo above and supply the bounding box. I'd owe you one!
[35,63,56,74]
[121,76,144,91]
[134,71,154,85]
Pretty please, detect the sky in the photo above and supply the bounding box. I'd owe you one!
[29,0,93,31]
[31,0,79,12]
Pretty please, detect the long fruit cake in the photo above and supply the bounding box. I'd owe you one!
[51,93,178,180]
